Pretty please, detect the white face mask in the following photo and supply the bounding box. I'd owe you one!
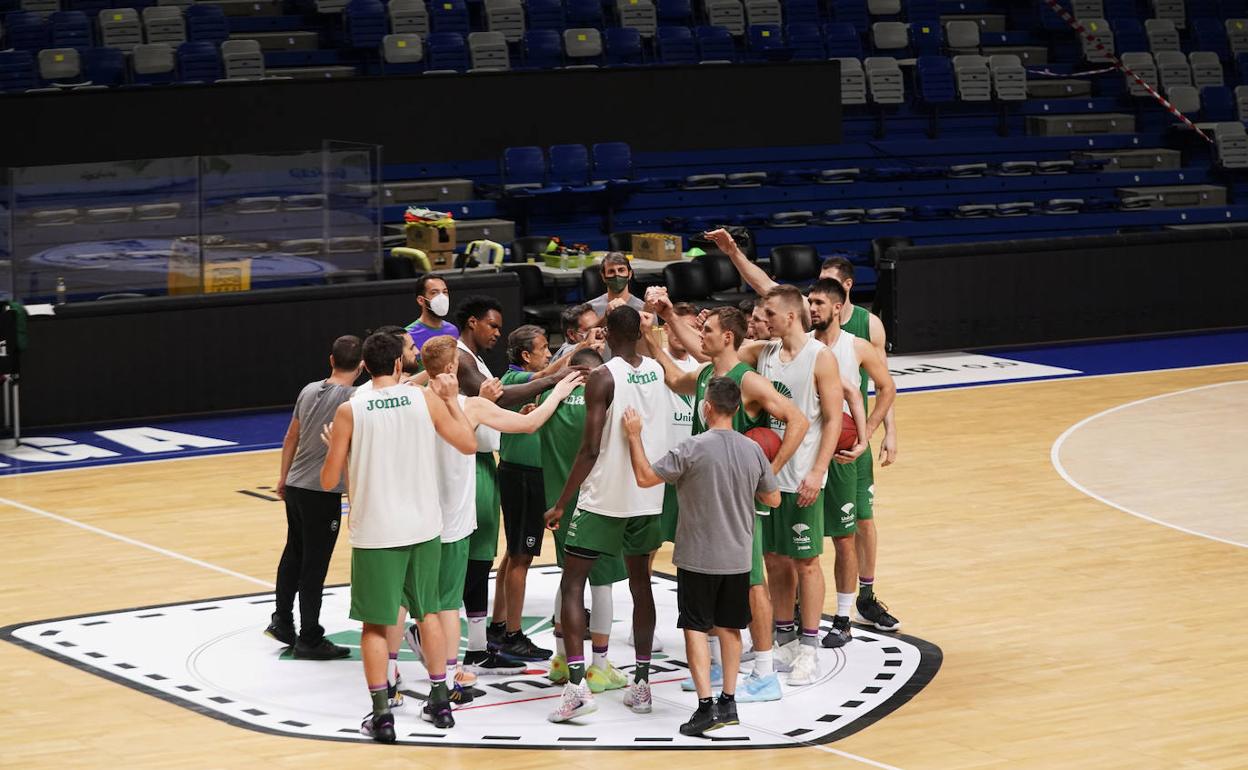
[429,293,450,318]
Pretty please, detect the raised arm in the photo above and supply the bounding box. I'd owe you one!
[855,338,896,441]
[426,373,477,454]
[278,416,299,500]
[621,406,665,489]
[544,366,613,529]
[741,370,809,477]
[468,371,584,434]
[645,324,701,395]
[319,402,353,491]
[704,228,777,296]
[650,292,704,363]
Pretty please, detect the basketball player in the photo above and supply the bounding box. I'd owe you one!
[807,278,897,647]
[621,376,780,736]
[708,230,902,631]
[320,331,477,741]
[537,347,631,695]
[268,334,361,660]
[543,306,672,723]
[416,335,583,701]
[647,300,809,701]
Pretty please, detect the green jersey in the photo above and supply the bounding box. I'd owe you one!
[536,385,586,509]
[841,304,872,403]
[692,361,763,435]
[499,369,541,467]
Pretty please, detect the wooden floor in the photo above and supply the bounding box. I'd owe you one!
[3,364,1246,769]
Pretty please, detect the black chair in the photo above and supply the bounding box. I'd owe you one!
[503,264,564,334]
[382,255,418,280]
[607,231,643,252]
[769,244,820,283]
[580,265,606,300]
[662,261,714,306]
[696,251,754,305]
[511,235,554,263]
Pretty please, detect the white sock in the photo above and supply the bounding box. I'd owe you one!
[708,635,722,667]
[592,647,609,670]
[753,648,774,678]
[467,615,487,652]
[589,584,613,636]
[836,592,855,619]
[555,632,566,657]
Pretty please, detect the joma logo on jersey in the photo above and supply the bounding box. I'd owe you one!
[627,371,658,385]
[365,395,412,411]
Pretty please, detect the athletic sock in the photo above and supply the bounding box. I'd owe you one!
[554,628,566,657]
[719,691,735,702]
[489,620,506,639]
[429,674,448,703]
[708,635,722,667]
[634,656,651,683]
[466,613,487,652]
[836,592,855,618]
[567,656,586,685]
[752,648,774,678]
[800,628,819,648]
[592,644,609,670]
[858,576,875,602]
[446,657,458,674]
[387,653,400,683]
[775,620,797,645]
[369,683,390,716]
[504,629,521,642]
[697,696,713,711]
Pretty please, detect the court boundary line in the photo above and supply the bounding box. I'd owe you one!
[1050,379,1248,550]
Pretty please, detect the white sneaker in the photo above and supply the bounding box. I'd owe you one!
[403,624,422,661]
[773,638,800,673]
[786,645,820,686]
[627,628,664,652]
[623,680,653,714]
[548,682,597,723]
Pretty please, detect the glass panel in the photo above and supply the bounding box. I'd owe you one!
[323,140,383,283]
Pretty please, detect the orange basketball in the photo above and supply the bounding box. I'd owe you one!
[745,426,782,462]
[838,412,858,452]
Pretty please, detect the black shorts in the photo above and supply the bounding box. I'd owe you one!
[676,569,752,632]
[498,461,545,557]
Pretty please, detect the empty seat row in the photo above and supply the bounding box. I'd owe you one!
[1121,50,1224,93]
[381,28,620,70]
[0,39,265,90]
[501,143,634,193]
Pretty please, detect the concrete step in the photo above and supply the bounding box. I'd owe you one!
[1027,78,1093,99]
[267,65,358,79]
[1027,113,1135,136]
[1116,184,1227,208]
[230,31,320,50]
[1072,148,1183,171]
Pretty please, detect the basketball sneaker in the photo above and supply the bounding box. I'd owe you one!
[387,674,404,709]
[623,680,652,714]
[736,672,782,703]
[680,663,723,692]
[627,628,664,652]
[586,661,627,693]
[462,649,526,675]
[448,682,474,706]
[498,631,552,662]
[422,700,455,729]
[548,682,597,723]
[486,622,506,651]
[773,637,800,673]
[548,653,569,684]
[403,623,422,661]
[679,704,722,736]
[821,615,852,648]
[786,646,820,686]
[856,595,901,631]
[264,613,295,647]
[360,711,396,743]
[716,695,739,726]
[292,637,350,660]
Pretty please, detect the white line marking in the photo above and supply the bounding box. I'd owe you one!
[1050,380,1248,549]
[0,495,275,586]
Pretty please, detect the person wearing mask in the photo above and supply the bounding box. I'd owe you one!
[405,275,457,370]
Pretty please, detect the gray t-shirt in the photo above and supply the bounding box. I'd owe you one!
[588,292,645,320]
[285,379,356,494]
[653,429,779,574]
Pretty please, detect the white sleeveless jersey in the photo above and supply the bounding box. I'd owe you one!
[347,384,442,548]
[457,338,500,453]
[577,356,671,518]
[667,354,701,444]
[819,329,859,416]
[758,337,827,493]
[436,394,477,543]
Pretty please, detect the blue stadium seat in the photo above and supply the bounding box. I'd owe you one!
[747,24,788,60]
[549,144,607,191]
[82,45,125,86]
[782,0,819,25]
[1188,0,1219,18]
[787,22,825,59]
[345,0,388,49]
[1038,0,1071,32]
[604,26,644,64]
[657,0,693,26]
[1191,18,1231,60]
[427,32,470,70]
[1110,19,1147,53]
[0,49,37,91]
[657,24,697,63]
[591,141,634,183]
[1202,84,1235,120]
[176,41,223,82]
[915,54,955,103]
[186,4,228,45]
[905,0,938,25]
[526,0,565,30]
[523,28,564,67]
[830,0,867,34]
[50,11,92,49]
[910,20,940,56]
[1102,0,1138,18]
[4,12,50,51]
[66,0,111,13]
[697,24,738,61]
[502,146,561,194]
[565,0,604,28]
[430,0,470,34]
[823,21,863,58]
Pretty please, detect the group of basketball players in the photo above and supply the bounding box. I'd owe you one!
[268,228,902,742]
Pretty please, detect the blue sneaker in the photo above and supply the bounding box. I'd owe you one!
[680,662,723,692]
[735,672,783,703]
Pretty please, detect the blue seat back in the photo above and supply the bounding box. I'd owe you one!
[430,0,469,32]
[187,4,228,44]
[526,0,565,30]
[345,0,388,48]
[831,0,867,34]
[1201,85,1235,121]
[82,45,125,85]
[910,20,941,55]
[523,28,564,67]
[657,24,696,64]
[787,21,824,59]
[549,144,590,185]
[782,0,819,25]
[1110,18,1147,53]
[427,31,469,70]
[177,41,223,82]
[0,49,37,91]
[824,21,863,58]
[565,0,603,27]
[604,26,643,64]
[1191,18,1230,61]
[5,11,50,51]
[696,24,738,61]
[503,146,547,187]
[656,0,691,25]
[916,54,955,103]
[592,141,632,180]
[50,11,92,49]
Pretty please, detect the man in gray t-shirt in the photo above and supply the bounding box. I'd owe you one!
[267,334,362,660]
[622,376,780,737]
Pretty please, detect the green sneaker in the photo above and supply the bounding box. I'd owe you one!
[548,653,569,684]
[586,662,627,693]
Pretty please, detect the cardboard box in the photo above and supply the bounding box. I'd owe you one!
[631,233,683,262]
[406,221,456,253]
[428,249,454,269]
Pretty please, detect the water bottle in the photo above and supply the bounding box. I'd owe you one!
[55,277,67,306]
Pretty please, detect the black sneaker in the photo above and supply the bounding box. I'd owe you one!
[679,704,723,736]
[360,711,396,743]
[856,595,901,631]
[264,613,296,646]
[821,615,852,648]
[422,700,455,729]
[486,622,506,650]
[462,649,527,675]
[498,632,552,662]
[293,637,351,660]
[448,682,474,706]
[716,696,739,725]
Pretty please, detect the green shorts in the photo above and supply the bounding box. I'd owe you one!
[350,537,441,625]
[553,501,627,586]
[749,513,766,586]
[763,491,824,558]
[660,484,679,543]
[824,458,859,538]
[437,536,471,612]
[468,453,500,562]
[564,509,662,558]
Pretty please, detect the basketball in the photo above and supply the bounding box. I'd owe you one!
[838,412,858,452]
[744,426,782,461]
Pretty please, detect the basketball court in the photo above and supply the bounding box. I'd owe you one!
[2,332,1246,769]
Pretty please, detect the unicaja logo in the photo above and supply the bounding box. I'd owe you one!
[791,522,811,544]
